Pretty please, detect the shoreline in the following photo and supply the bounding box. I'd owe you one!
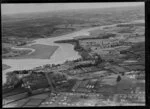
[55,39,91,60]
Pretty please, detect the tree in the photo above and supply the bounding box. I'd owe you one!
[94,54,102,65]
[116,75,121,82]
[14,79,24,88]
[121,72,125,76]
[6,72,20,86]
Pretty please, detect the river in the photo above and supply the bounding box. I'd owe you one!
[2,19,144,84]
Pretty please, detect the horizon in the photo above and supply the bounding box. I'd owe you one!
[2,2,144,15]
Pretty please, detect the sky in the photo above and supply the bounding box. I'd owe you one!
[2,2,144,15]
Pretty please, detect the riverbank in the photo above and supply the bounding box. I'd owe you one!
[2,28,81,60]
[55,39,91,60]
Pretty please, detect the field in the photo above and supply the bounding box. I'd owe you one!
[5,44,58,59]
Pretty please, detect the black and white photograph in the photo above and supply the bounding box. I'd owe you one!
[2,2,145,107]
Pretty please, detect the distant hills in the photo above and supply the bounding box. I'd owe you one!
[2,5,144,46]
[2,5,144,23]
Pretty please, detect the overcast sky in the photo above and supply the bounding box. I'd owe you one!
[2,2,144,15]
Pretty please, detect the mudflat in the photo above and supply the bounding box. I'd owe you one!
[2,64,11,71]
[6,44,59,59]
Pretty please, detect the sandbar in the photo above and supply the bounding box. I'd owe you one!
[5,44,59,59]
